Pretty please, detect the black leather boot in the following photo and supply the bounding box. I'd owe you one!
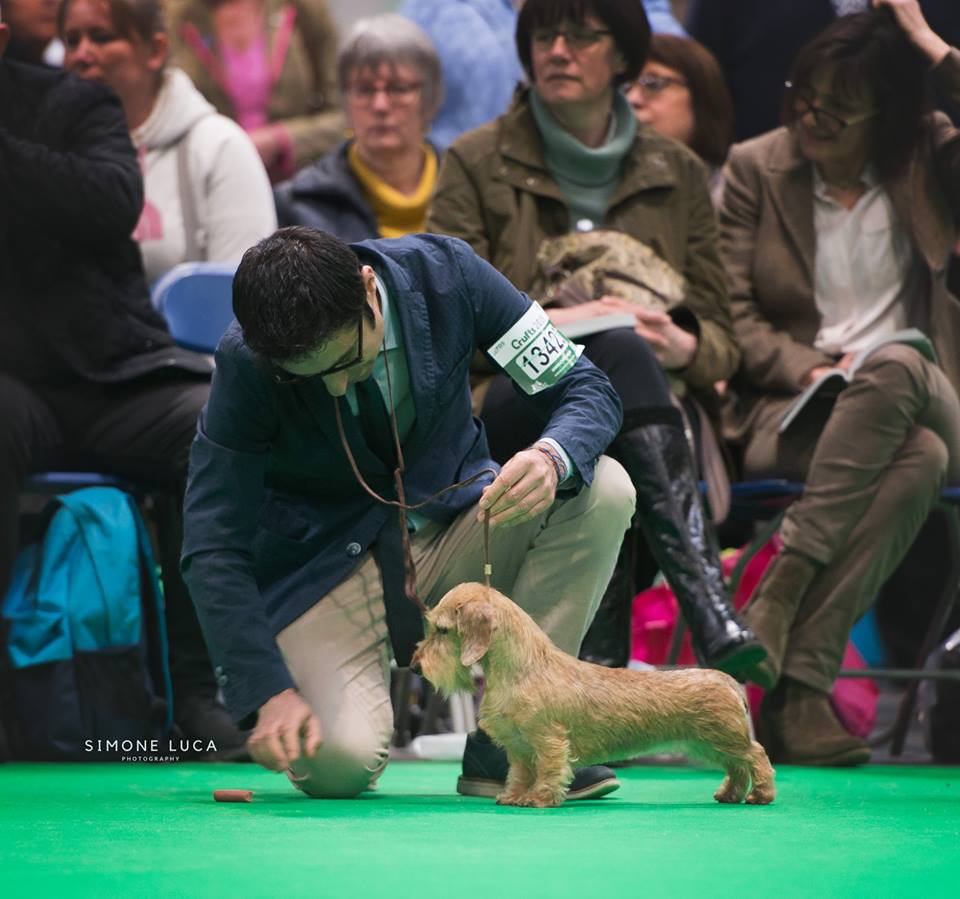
[578,533,636,668]
[617,421,765,676]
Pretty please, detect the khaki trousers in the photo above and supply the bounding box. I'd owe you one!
[743,345,960,692]
[275,456,635,798]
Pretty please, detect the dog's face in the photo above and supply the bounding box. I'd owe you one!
[411,583,496,696]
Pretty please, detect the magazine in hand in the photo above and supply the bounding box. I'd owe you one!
[559,312,638,340]
[778,328,937,434]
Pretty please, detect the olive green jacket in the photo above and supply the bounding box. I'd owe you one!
[427,88,740,393]
[167,0,345,172]
[719,48,960,443]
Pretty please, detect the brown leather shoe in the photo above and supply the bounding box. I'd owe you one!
[741,550,820,688]
[758,678,871,766]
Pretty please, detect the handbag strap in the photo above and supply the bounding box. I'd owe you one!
[175,126,205,263]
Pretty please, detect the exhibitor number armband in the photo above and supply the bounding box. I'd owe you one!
[486,303,582,395]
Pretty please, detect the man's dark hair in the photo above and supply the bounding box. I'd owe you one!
[516,0,650,88]
[232,227,370,364]
[784,9,929,183]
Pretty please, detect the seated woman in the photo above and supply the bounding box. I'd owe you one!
[166,0,344,181]
[274,14,442,241]
[61,0,277,286]
[429,0,762,675]
[720,1,960,765]
[627,33,734,206]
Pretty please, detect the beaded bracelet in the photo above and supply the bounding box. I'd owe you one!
[532,442,567,484]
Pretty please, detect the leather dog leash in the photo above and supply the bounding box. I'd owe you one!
[333,341,496,613]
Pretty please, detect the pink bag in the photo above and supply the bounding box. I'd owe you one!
[630,536,878,737]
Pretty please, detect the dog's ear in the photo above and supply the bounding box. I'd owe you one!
[457,600,494,667]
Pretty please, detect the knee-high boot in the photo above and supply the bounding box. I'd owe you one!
[578,531,636,668]
[617,419,765,675]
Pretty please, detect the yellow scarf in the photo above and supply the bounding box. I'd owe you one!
[348,144,437,239]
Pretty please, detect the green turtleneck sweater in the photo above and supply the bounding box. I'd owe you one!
[529,87,637,230]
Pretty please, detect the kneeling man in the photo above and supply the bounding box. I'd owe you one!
[181,228,635,799]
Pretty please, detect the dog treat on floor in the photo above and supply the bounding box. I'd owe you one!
[213,789,254,803]
[412,583,776,809]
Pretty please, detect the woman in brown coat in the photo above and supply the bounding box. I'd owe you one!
[721,0,960,765]
[429,0,761,676]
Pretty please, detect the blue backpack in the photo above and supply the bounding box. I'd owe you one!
[1,487,173,760]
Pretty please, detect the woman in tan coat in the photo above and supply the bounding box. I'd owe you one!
[721,0,960,765]
[429,0,761,677]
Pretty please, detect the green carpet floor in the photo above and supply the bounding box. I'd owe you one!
[1,761,958,898]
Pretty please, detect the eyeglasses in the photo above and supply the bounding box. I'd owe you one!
[632,73,688,95]
[786,81,879,136]
[531,26,612,53]
[272,316,366,385]
[347,81,423,106]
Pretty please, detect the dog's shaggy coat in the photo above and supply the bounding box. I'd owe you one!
[413,583,775,808]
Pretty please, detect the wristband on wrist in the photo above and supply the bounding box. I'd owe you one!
[532,442,567,484]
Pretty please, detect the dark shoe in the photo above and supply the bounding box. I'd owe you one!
[456,730,620,800]
[174,691,251,762]
[759,678,871,766]
[741,550,820,689]
[617,421,765,675]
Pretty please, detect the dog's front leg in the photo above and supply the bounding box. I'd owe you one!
[526,724,572,808]
[496,751,535,806]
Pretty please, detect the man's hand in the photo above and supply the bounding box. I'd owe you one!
[477,447,557,528]
[248,688,322,772]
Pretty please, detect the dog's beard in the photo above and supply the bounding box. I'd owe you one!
[419,639,476,697]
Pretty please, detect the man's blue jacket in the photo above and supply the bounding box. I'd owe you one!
[181,235,622,725]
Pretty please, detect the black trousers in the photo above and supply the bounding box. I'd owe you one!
[481,327,682,464]
[0,369,213,695]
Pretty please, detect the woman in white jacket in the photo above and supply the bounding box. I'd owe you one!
[60,0,277,285]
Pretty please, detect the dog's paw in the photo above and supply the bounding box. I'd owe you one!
[525,786,566,808]
[713,786,745,804]
[495,790,529,807]
[745,786,775,805]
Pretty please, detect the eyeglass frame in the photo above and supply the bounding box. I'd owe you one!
[345,80,424,107]
[272,315,366,385]
[531,26,613,53]
[785,81,880,136]
[631,73,689,95]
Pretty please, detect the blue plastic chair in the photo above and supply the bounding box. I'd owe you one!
[151,262,238,354]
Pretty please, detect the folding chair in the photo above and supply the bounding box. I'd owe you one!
[151,262,238,354]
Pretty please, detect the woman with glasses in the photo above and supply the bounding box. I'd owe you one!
[430,0,763,677]
[627,34,734,207]
[720,1,960,765]
[275,14,442,242]
[166,0,344,182]
[60,0,277,286]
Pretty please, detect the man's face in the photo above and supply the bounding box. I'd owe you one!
[273,266,385,397]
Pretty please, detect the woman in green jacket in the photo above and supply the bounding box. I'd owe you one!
[429,0,760,676]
